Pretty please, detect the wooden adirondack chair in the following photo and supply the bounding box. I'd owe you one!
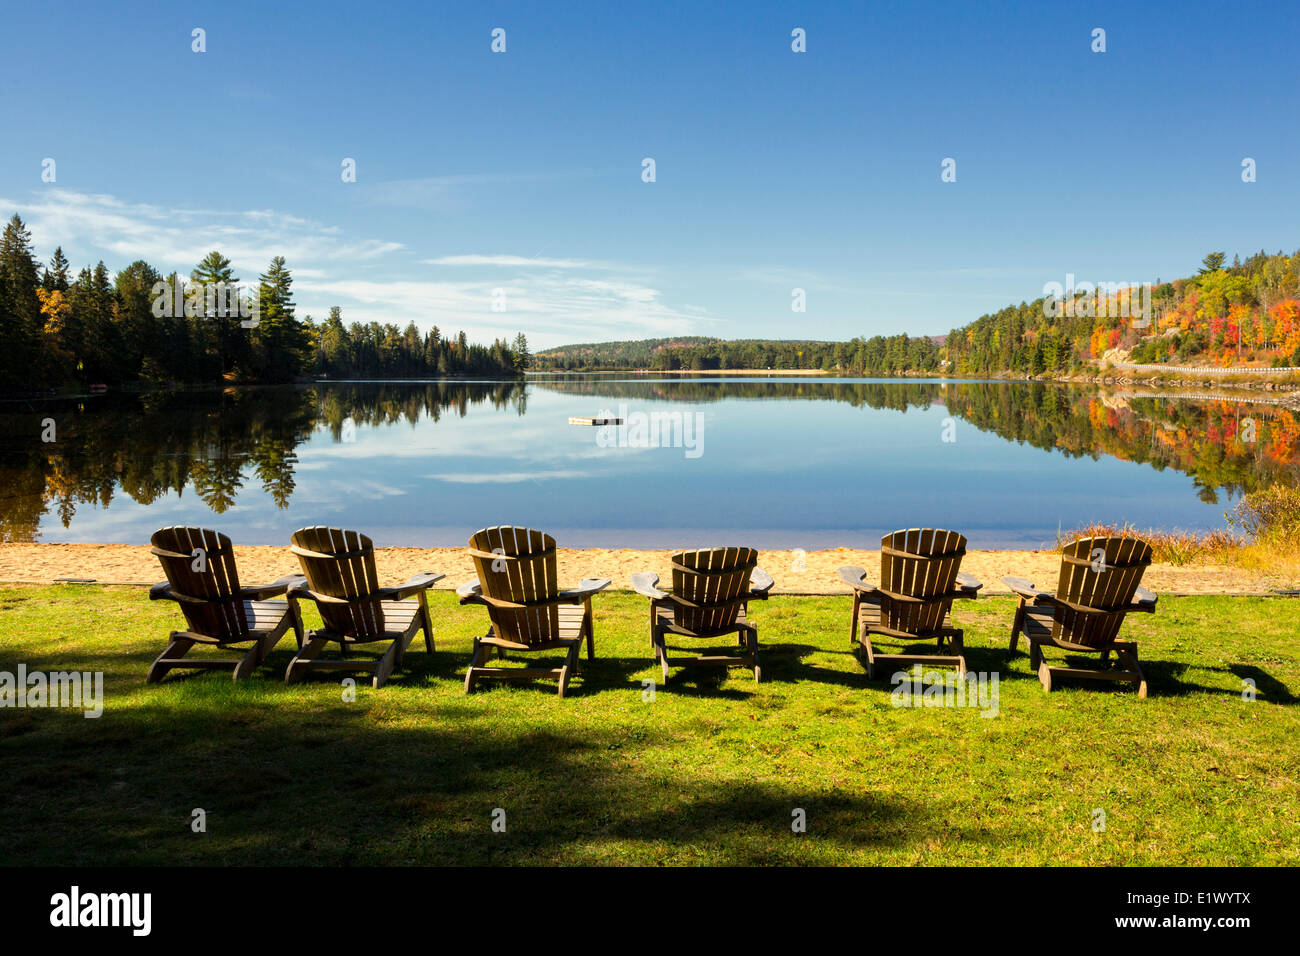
[838,528,981,679]
[147,526,305,682]
[631,547,774,684]
[285,527,444,688]
[1004,535,1157,696]
[458,526,610,697]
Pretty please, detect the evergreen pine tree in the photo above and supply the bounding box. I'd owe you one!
[0,215,43,388]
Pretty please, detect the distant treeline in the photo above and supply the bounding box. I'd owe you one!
[309,308,529,380]
[0,213,529,392]
[539,251,1300,379]
[535,335,943,374]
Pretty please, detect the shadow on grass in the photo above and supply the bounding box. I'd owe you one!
[135,642,777,699]
[1228,664,1296,704]
[772,641,1027,693]
[1138,660,1296,703]
[1002,653,1297,704]
[0,702,943,866]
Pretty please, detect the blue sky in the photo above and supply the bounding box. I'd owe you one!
[2,0,1297,348]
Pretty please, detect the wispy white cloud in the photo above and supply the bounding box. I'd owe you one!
[355,170,603,211]
[294,271,703,345]
[422,470,590,483]
[733,266,863,296]
[1,188,704,347]
[734,266,833,286]
[2,189,401,279]
[421,254,606,269]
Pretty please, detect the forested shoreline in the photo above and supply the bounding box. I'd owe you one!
[534,335,943,374]
[945,251,1300,377]
[5,206,1297,390]
[0,214,529,393]
[536,250,1300,378]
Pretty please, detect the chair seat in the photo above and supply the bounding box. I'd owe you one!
[857,601,954,639]
[557,603,585,635]
[1022,606,1131,651]
[178,600,293,644]
[1022,606,1055,641]
[309,598,423,644]
[655,603,749,637]
[484,603,587,648]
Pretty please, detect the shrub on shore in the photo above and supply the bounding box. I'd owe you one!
[1057,485,1300,579]
[1227,485,1300,553]
[1055,522,1244,567]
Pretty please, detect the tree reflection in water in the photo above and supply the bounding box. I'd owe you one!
[0,381,525,542]
[0,378,1293,543]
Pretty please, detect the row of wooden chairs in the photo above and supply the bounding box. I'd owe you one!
[837,529,1156,697]
[147,525,1157,697]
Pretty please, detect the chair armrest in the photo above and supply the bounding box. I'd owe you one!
[456,580,482,604]
[630,571,667,600]
[955,571,983,597]
[559,578,611,602]
[1001,576,1052,603]
[838,566,878,595]
[149,581,177,602]
[240,573,308,601]
[285,581,354,607]
[749,566,774,598]
[1132,585,1158,611]
[377,571,446,601]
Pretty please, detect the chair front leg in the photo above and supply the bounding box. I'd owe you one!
[285,634,329,684]
[558,640,581,698]
[1120,645,1147,698]
[1008,598,1027,655]
[654,630,670,683]
[850,592,861,648]
[374,637,402,689]
[584,597,595,660]
[464,636,485,694]
[861,629,878,680]
[286,593,306,650]
[235,629,281,680]
[147,634,196,684]
[418,591,435,653]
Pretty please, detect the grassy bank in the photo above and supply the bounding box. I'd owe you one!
[1,585,1296,866]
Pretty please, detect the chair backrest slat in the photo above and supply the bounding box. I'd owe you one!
[151,526,250,640]
[670,547,757,635]
[878,528,967,635]
[1053,535,1152,646]
[468,526,561,645]
[291,526,386,639]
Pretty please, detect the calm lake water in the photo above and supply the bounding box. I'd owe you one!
[3,377,1297,548]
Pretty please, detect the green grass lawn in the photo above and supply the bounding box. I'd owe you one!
[1,585,1297,866]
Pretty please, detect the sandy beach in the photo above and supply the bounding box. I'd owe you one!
[0,543,1292,595]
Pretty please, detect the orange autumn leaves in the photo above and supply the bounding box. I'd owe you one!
[1096,292,1300,365]
[1085,396,1298,479]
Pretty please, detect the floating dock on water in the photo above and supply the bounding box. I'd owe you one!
[568,416,624,426]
